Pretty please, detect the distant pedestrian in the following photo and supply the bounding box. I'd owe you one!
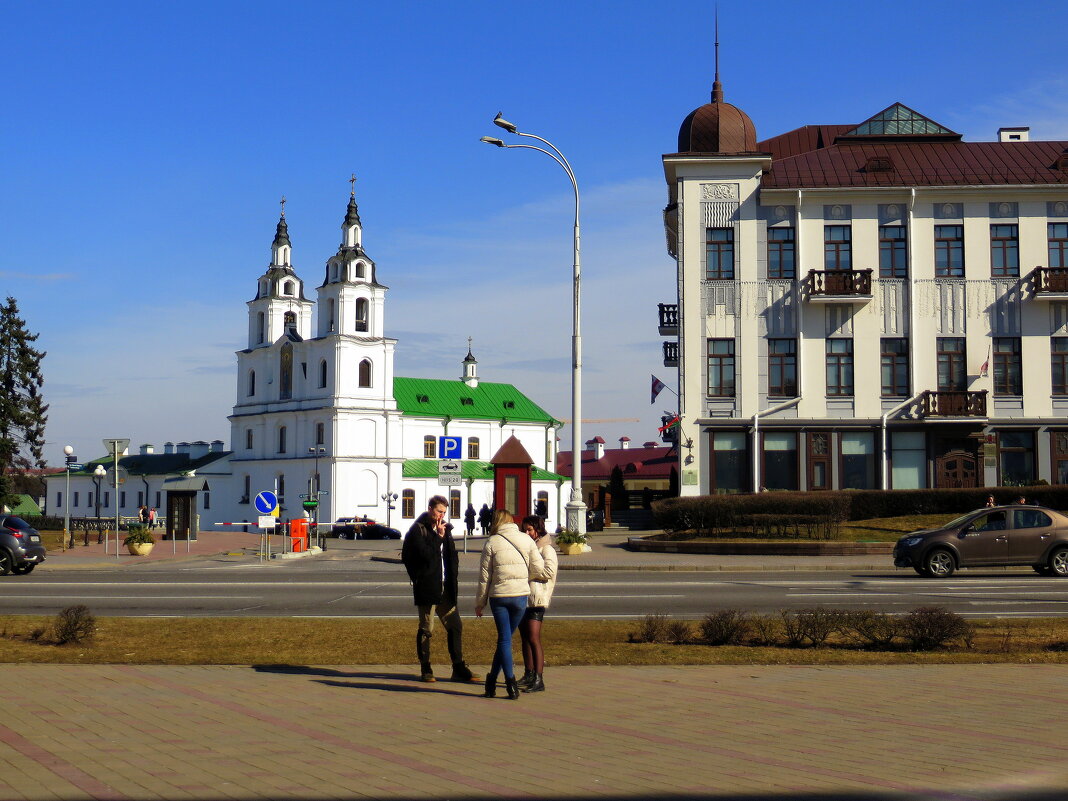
[139,505,150,526]
[478,504,492,536]
[1016,496,1028,506]
[464,504,476,537]
[518,515,556,694]
[986,495,997,507]
[148,508,157,528]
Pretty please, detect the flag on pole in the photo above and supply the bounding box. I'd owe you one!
[657,414,680,433]
[979,342,991,377]
[651,374,667,404]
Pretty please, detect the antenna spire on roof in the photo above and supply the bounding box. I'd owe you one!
[711,6,723,103]
[280,195,286,218]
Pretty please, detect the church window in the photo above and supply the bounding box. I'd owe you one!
[468,437,480,459]
[355,298,368,332]
[319,359,328,388]
[277,475,285,504]
[401,490,415,519]
[280,343,293,400]
[327,299,336,332]
[424,436,436,458]
[354,262,365,279]
[283,281,295,296]
[257,312,265,344]
[450,490,461,519]
[330,264,339,282]
[284,312,297,334]
[359,358,372,388]
[242,475,250,503]
[247,370,256,397]
[203,487,210,510]
[245,429,253,449]
[278,426,287,454]
[316,422,325,446]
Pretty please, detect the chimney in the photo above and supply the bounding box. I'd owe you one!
[164,441,175,454]
[643,441,658,448]
[189,441,209,459]
[998,127,1030,142]
[210,439,225,452]
[619,436,631,450]
[139,443,154,455]
[585,436,605,459]
[176,441,191,455]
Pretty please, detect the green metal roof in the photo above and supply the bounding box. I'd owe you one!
[67,451,231,478]
[6,494,41,516]
[402,459,567,483]
[393,377,560,426]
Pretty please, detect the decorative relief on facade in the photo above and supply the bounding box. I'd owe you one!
[1048,201,1068,218]
[823,204,851,220]
[935,202,963,219]
[875,279,906,335]
[989,201,1018,218]
[701,183,739,201]
[990,280,1022,335]
[774,205,788,219]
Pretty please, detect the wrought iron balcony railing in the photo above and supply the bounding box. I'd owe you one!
[662,341,679,367]
[658,303,678,335]
[806,268,873,297]
[919,390,987,417]
[1033,267,1068,294]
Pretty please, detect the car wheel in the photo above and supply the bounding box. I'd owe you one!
[0,550,12,576]
[922,548,955,578]
[1049,547,1068,577]
[12,564,34,575]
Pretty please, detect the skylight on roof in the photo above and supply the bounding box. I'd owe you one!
[842,103,956,137]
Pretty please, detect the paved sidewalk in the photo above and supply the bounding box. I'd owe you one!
[0,663,1065,800]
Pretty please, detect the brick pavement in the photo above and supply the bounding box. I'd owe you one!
[0,664,1065,800]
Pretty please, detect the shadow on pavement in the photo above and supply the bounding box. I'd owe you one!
[73,791,1068,801]
[252,663,481,696]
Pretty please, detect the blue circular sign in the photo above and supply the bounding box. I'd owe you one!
[254,491,278,515]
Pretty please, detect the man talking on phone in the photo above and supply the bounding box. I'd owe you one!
[401,495,480,683]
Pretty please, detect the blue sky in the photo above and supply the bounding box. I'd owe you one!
[4,0,1067,465]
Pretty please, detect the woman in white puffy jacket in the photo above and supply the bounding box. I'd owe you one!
[475,509,548,699]
[517,515,557,693]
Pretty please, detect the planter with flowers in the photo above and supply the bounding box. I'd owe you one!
[123,526,156,556]
[555,529,588,556]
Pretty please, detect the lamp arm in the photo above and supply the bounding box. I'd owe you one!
[515,132,576,185]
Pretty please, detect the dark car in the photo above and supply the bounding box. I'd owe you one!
[361,523,401,540]
[0,515,47,575]
[331,517,362,538]
[893,505,1068,578]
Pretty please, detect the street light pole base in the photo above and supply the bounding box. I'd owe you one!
[564,499,588,535]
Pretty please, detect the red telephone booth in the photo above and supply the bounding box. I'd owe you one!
[490,435,534,518]
[289,518,309,553]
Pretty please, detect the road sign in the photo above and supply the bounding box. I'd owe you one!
[258,515,277,528]
[66,463,83,471]
[439,460,462,486]
[439,436,462,460]
[254,491,279,515]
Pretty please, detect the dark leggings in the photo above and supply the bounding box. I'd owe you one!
[520,606,546,674]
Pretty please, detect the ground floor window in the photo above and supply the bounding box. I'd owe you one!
[401,489,415,519]
[806,432,831,490]
[1053,430,1068,485]
[711,431,748,493]
[450,490,461,519]
[998,430,1035,486]
[891,431,927,489]
[840,432,876,489]
[763,432,798,491]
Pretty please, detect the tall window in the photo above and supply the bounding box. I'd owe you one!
[355,298,369,332]
[73,492,79,508]
[824,225,851,270]
[278,426,287,453]
[257,312,265,344]
[1053,431,1068,485]
[358,359,372,388]
[767,227,795,279]
[841,432,876,489]
[705,228,734,279]
[891,431,927,490]
[277,475,285,504]
[449,490,461,519]
[762,432,798,491]
[316,422,325,446]
[245,429,253,449]
[767,339,797,397]
[879,225,907,277]
[994,337,1022,395]
[243,475,251,502]
[825,339,854,396]
[935,225,964,277]
[247,370,256,397]
[401,489,415,519]
[1053,339,1068,395]
[279,343,293,400]
[283,311,297,333]
[711,431,747,494]
[936,337,966,391]
[468,437,480,460]
[707,339,736,397]
[881,338,909,396]
[998,430,1035,485]
[1049,223,1068,268]
[319,360,327,388]
[327,298,336,332]
[990,224,1019,277]
[423,436,436,458]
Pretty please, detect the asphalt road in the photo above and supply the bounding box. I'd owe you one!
[4,562,1068,617]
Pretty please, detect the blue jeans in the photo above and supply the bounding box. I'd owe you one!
[489,595,527,681]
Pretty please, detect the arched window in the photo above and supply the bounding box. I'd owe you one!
[355,298,368,332]
[242,475,250,503]
[247,370,256,397]
[354,261,365,279]
[259,279,268,297]
[245,429,253,449]
[330,263,339,282]
[358,358,372,388]
[423,436,436,458]
[257,312,265,343]
[315,422,325,446]
[283,280,295,296]
[278,474,285,503]
[450,490,461,519]
[283,311,297,334]
[319,359,328,388]
[327,299,335,332]
[280,343,293,400]
[468,437,480,460]
[278,426,287,453]
[401,489,415,519]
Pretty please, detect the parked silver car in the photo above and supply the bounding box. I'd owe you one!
[0,515,47,575]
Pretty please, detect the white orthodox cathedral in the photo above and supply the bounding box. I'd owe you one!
[49,190,566,535]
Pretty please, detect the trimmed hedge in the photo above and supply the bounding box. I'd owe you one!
[652,485,1068,535]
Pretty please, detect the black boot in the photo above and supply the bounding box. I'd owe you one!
[522,673,545,693]
[516,669,535,689]
[483,675,496,698]
[416,631,435,682]
[505,677,520,700]
[450,662,481,683]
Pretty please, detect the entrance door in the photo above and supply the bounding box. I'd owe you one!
[807,432,832,490]
[166,492,196,541]
[935,449,978,488]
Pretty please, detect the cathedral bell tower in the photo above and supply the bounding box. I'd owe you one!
[246,200,315,348]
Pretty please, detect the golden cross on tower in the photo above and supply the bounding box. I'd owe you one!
[280,195,286,218]
[349,173,357,196]
[467,336,473,351]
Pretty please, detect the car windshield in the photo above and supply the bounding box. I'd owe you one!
[940,510,985,529]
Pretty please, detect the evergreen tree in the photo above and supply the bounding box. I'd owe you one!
[0,297,47,509]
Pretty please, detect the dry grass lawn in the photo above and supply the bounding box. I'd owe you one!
[2,615,1068,666]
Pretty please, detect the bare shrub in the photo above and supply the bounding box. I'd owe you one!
[49,605,96,646]
[901,607,973,651]
[698,610,751,646]
[664,620,692,645]
[780,610,806,647]
[840,610,901,649]
[780,607,843,647]
[749,614,781,646]
[630,613,670,644]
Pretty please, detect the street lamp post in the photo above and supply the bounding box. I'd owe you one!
[308,446,326,548]
[93,465,106,548]
[103,439,129,560]
[381,492,398,530]
[482,114,587,533]
[62,445,75,549]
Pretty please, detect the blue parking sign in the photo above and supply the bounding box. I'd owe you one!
[439,436,462,460]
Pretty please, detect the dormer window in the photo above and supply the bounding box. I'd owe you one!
[354,261,366,279]
[460,397,474,406]
[1056,149,1068,171]
[416,394,429,403]
[865,156,894,172]
[503,400,515,409]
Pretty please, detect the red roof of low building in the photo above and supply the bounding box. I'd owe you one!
[556,445,676,482]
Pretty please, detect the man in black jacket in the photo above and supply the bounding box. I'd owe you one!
[401,495,480,683]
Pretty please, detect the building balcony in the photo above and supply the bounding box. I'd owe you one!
[919,389,987,417]
[658,303,678,336]
[662,341,678,368]
[1031,266,1068,299]
[805,269,874,303]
